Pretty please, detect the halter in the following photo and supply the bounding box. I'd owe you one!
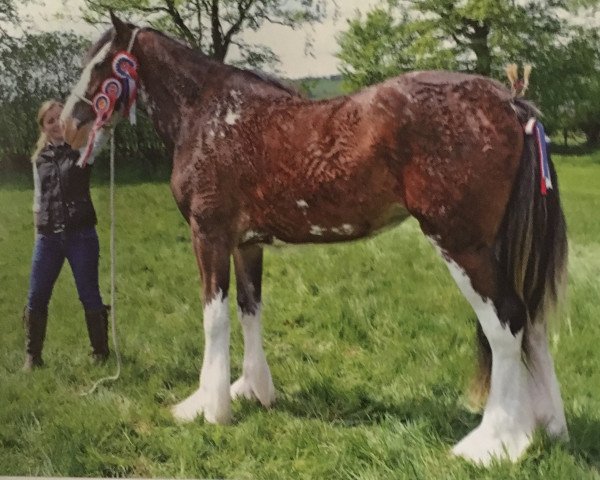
[78,28,140,167]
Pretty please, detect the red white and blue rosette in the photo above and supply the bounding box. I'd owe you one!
[112,51,139,124]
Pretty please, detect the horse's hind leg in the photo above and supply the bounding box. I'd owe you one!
[172,224,232,424]
[230,245,275,407]
[525,320,568,438]
[430,243,536,465]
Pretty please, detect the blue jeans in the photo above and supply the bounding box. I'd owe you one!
[27,226,104,312]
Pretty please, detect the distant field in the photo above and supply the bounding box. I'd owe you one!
[1,152,599,478]
[293,75,345,99]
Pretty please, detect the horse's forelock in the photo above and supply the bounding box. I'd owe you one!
[83,28,115,67]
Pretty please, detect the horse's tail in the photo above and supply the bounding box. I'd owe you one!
[470,100,568,407]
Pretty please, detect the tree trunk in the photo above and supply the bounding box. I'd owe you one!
[583,126,600,147]
[470,23,491,77]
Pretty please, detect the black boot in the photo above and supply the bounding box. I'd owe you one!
[23,307,48,371]
[84,305,110,363]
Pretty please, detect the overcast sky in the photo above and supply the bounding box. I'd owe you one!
[18,0,380,79]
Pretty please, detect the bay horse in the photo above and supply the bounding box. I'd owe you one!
[61,12,569,465]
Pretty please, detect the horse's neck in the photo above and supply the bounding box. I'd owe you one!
[135,35,214,148]
[135,32,297,151]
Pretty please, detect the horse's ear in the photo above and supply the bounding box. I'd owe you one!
[109,9,129,40]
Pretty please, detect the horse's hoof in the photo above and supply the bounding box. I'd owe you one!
[543,416,569,441]
[172,389,203,422]
[230,376,257,401]
[451,424,532,466]
[231,375,276,407]
[172,388,232,425]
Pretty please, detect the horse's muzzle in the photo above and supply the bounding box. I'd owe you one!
[63,117,92,150]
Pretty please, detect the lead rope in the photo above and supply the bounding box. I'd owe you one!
[81,128,121,395]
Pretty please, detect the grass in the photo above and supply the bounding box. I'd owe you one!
[1,152,599,479]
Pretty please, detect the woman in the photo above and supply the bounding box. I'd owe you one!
[23,99,109,371]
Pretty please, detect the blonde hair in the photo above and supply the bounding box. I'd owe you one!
[31,100,64,161]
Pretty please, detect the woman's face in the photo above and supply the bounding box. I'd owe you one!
[42,104,65,144]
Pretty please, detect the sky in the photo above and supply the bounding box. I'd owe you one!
[17,0,600,78]
[18,0,380,79]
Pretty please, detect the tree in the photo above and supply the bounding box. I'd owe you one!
[571,32,600,146]
[338,0,570,81]
[337,0,600,138]
[337,6,459,90]
[0,0,17,32]
[0,32,92,166]
[0,0,19,53]
[81,0,330,68]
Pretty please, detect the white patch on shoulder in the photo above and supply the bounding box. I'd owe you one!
[62,42,112,122]
[225,109,241,125]
[224,90,243,125]
[296,200,309,209]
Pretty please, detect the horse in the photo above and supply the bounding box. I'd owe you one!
[61,12,569,465]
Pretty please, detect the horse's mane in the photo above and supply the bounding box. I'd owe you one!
[86,27,300,98]
[88,24,302,97]
[147,28,301,98]
[247,69,301,98]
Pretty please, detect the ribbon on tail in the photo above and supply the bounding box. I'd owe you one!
[113,51,139,125]
[524,118,553,196]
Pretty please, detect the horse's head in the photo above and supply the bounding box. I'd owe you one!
[62,11,140,162]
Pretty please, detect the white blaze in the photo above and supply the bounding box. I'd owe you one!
[61,42,112,123]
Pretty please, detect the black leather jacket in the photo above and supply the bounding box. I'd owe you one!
[34,143,97,233]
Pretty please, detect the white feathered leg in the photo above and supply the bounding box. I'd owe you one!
[442,255,536,465]
[172,291,232,424]
[231,305,275,407]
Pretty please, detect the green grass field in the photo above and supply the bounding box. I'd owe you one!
[1,152,599,479]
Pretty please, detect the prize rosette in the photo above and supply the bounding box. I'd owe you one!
[112,51,139,124]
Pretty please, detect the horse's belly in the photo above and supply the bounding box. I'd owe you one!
[243,128,409,244]
[243,197,410,246]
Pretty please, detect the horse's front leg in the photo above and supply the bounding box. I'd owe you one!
[230,245,275,407]
[172,225,232,424]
